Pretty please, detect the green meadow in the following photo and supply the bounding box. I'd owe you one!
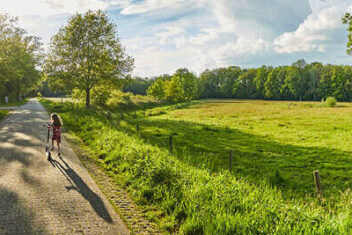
[40,98,352,234]
[124,100,352,199]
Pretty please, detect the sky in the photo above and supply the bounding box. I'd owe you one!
[1,0,352,77]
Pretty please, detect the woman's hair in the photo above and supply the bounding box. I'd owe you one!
[51,113,62,127]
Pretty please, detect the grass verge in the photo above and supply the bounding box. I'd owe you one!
[0,98,28,107]
[0,110,9,121]
[39,98,352,234]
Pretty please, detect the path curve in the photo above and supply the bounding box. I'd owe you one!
[0,98,129,234]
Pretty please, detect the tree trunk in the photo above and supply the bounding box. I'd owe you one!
[85,88,90,107]
[17,82,21,102]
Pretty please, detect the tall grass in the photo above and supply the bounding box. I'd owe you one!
[0,110,9,120]
[40,98,352,234]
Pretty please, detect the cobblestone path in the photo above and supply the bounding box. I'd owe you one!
[0,99,129,234]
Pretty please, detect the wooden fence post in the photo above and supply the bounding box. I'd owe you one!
[229,150,233,171]
[169,136,173,153]
[313,170,322,199]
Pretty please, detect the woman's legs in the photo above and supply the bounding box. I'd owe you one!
[51,139,54,151]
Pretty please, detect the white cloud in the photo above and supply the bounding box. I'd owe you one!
[274,0,352,53]
[120,0,204,15]
[1,0,352,77]
[1,0,110,17]
[154,26,186,46]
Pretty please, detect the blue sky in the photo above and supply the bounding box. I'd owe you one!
[1,0,352,77]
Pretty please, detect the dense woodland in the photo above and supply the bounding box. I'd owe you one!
[141,60,352,103]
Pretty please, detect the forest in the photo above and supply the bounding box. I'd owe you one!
[141,61,352,103]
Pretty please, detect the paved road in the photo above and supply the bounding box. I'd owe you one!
[0,99,129,234]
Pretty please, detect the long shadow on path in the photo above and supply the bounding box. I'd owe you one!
[50,158,113,223]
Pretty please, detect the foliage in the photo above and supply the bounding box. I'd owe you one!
[199,66,242,98]
[233,69,257,98]
[147,69,198,103]
[0,110,9,120]
[342,12,352,55]
[147,78,167,101]
[142,59,352,103]
[123,77,153,95]
[40,98,352,234]
[165,75,185,103]
[325,97,337,107]
[0,14,42,104]
[174,68,199,101]
[44,10,134,107]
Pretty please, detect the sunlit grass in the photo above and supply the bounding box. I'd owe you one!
[0,110,9,121]
[124,100,352,198]
[39,97,352,234]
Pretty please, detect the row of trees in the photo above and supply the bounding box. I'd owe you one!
[0,15,42,103]
[141,61,352,102]
[125,13,352,103]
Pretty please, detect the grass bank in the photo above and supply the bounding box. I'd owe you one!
[0,98,28,107]
[0,110,9,121]
[39,98,352,234]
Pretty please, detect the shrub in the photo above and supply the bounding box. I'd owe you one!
[91,86,111,106]
[106,90,126,107]
[325,97,337,107]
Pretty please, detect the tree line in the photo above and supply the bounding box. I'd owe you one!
[0,15,42,103]
[141,60,352,102]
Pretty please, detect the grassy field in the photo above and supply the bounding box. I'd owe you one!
[123,100,352,199]
[39,97,352,234]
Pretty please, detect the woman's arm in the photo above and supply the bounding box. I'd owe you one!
[42,122,53,128]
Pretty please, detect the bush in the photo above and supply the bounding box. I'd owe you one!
[106,90,126,107]
[325,97,337,107]
[91,86,111,106]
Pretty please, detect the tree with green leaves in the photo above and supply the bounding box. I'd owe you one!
[45,10,134,107]
[254,66,272,98]
[264,68,280,99]
[174,68,199,101]
[233,69,257,99]
[147,78,167,101]
[284,60,308,101]
[165,75,185,103]
[342,13,352,55]
[0,14,42,103]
